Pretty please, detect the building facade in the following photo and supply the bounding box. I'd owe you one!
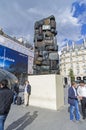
[60,40,86,84]
[0,30,34,83]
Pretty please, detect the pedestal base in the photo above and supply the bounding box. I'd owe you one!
[28,74,64,110]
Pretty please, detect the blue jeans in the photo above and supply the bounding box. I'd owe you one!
[70,100,80,120]
[13,93,18,104]
[0,115,7,130]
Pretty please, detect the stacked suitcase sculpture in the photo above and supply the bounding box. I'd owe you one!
[33,15,59,74]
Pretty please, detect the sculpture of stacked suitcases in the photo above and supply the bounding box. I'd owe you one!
[33,15,59,74]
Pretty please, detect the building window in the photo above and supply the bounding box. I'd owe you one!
[70,57,72,61]
[75,50,78,55]
[64,69,66,74]
[77,69,79,74]
[82,56,85,61]
[83,69,86,73]
[71,64,73,69]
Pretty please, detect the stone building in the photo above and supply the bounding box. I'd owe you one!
[0,29,34,83]
[60,39,86,84]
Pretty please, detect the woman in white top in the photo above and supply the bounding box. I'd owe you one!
[77,80,86,119]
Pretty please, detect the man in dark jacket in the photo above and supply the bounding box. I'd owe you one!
[68,81,80,121]
[0,79,13,130]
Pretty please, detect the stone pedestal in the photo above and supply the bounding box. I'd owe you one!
[28,74,64,110]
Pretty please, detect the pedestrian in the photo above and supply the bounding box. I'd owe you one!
[77,80,86,120]
[68,81,80,121]
[11,80,19,104]
[0,79,13,130]
[24,80,31,107]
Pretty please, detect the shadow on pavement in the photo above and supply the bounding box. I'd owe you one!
[6,111,38,130]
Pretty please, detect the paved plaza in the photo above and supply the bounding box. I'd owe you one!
[5,87,86,130]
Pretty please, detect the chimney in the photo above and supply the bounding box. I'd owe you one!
[72,41,75,49]
[83,38,86,47]
[67,42,69,51]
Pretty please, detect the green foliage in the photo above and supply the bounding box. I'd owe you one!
[69,68,75,82]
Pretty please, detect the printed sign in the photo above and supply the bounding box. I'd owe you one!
[0,44,28,74]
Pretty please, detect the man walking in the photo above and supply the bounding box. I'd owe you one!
[0,79,13,130]
[68,81,80,121]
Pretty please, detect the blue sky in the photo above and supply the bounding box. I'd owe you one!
[0,0,86,49]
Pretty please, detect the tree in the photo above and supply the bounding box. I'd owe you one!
[69,68,75,82]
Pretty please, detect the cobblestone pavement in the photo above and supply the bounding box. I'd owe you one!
[5,87,86,130]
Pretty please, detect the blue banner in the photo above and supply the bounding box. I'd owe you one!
[0,44,28,74]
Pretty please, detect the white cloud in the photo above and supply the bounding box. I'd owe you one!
[79,0,86,5]
[55,7,81,48]
[26,1,81,48]
[24,34,33,43]
[0,0,85,50]
[26,1,82,48]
